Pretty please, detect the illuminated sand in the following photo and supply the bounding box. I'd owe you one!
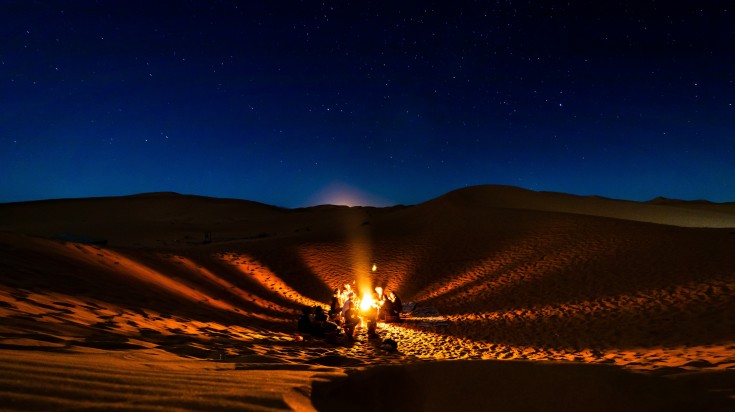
[1,186,734,410]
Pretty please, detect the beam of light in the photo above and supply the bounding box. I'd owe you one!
[297,240,417,302]
[299,183,386,297]
[442,275,735,320]
[410,232,624,311]
[407,274,735,367]
[407,242,544,305]
[64,244,283,322]
[219,252,324,308]
[384,317,735,369]
[347,214,373,301]
[297,243,357,292]
[171,255,295,314]
[0,284,294,348]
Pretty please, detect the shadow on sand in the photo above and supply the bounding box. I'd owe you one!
[312,359,735,412]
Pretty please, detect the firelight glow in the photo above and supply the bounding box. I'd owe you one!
[359,292,375,312]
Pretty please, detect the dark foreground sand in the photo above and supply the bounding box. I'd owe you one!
[313,360,734,412]
[1,185,734,410]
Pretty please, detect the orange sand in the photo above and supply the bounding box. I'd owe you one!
[1,185,734,410]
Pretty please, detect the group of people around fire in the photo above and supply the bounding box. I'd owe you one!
[297,281,402,342]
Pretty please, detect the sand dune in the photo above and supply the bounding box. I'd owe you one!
[1,185,734,410]
[430,185,735,228]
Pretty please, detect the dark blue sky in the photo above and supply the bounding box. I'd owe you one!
[2,1,734,207]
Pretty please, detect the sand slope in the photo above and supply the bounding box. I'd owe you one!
[1,185,734,410]
[432,185,735,228]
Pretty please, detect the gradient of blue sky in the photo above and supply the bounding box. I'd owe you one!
[1,1,733,207]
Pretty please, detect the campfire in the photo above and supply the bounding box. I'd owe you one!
[359,292,375,312]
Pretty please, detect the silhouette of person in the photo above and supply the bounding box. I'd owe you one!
[342,300,359,341]
[387,291,403,322]
[297,306,313,333]
[329,289,340,317]
[365,293,380,338]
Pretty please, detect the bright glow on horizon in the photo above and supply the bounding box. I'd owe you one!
[308,182,392,207]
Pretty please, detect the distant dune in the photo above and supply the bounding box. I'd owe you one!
[430,185,735,228]
[0,185,733,410]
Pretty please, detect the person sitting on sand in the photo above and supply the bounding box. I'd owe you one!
[342,300,360,341]
[311,306,327,337]
[381,293,392,317]
[319,309,341,342]
[386,291,403,323]
[364,293,380,339]
[297,306,313,333]
[329,289,340,318]
[341,284,352,306]
[328,308,342,325]
[375,286,386,321]
[322,320,340,342]
[341,292,354,320]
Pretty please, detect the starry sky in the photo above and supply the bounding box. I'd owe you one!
[1,1,734,207]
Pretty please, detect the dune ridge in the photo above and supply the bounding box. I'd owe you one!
[1,185,734,410]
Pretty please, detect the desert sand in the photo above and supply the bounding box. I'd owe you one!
[1,185,734,411]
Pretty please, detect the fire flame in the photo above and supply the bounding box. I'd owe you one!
[360,292,375,312]
[372,263,377,272]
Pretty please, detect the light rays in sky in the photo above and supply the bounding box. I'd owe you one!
[308,182,391,207]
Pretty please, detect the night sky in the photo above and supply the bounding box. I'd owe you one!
[2,1,734,207]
